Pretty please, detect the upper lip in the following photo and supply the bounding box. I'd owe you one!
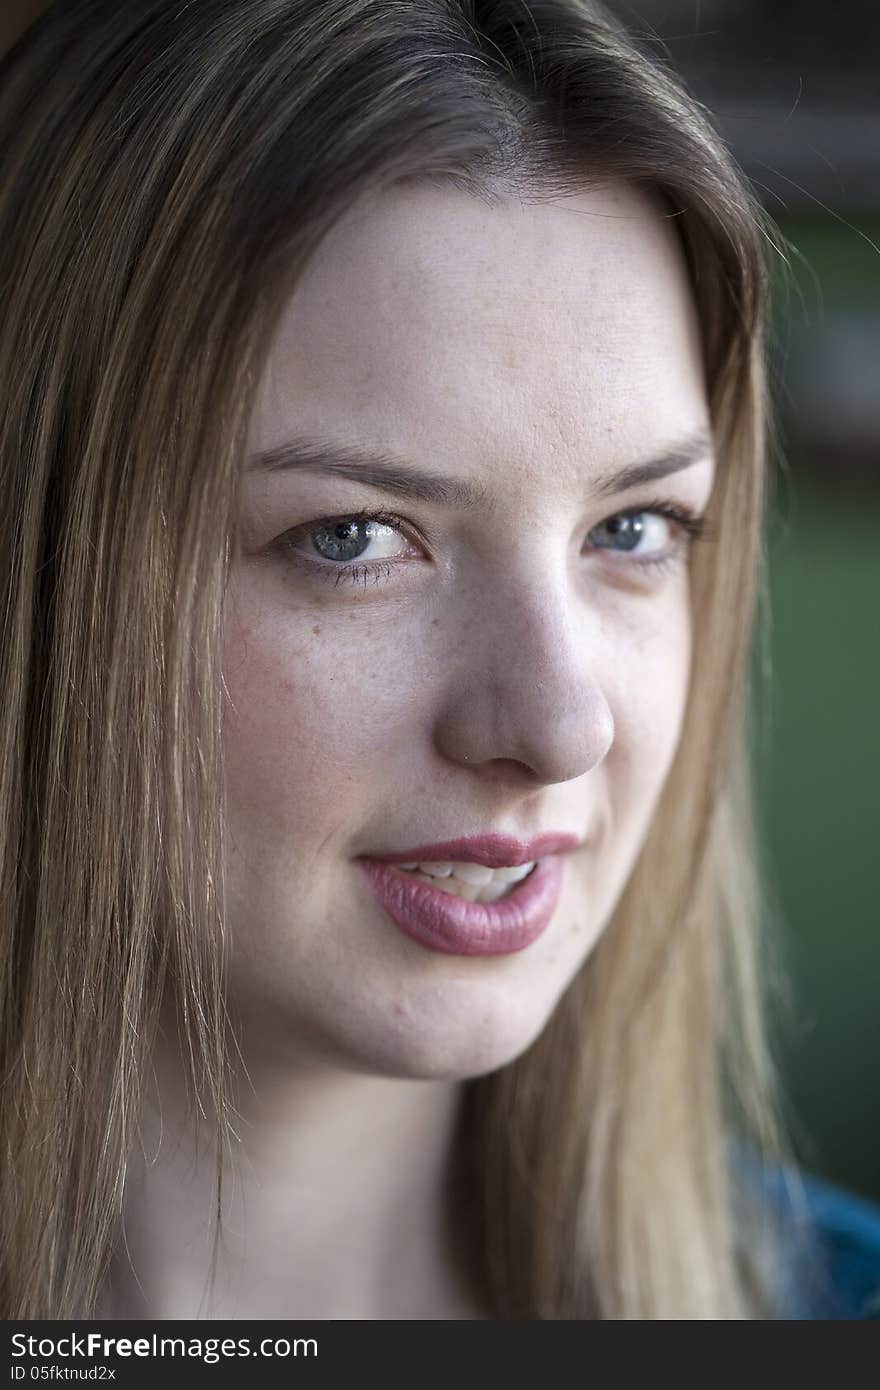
[361,831,583,868]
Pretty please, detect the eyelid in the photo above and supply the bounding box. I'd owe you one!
[275,497,715,588]
[279,507,424,555]
[278,497,710,543]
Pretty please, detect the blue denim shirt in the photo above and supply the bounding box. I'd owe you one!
[733,1150,880,1319]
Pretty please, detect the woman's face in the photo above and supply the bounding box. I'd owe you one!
[222,180,715,1078]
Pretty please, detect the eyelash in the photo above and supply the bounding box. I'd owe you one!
[277,499,714,590]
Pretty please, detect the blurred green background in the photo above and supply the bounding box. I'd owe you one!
[754,210,880,1203]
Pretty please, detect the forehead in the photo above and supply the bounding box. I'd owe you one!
[249,180,708,481]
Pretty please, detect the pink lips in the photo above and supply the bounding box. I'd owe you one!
[355,854,568,957]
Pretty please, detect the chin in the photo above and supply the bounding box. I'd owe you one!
[328,985,563,1082]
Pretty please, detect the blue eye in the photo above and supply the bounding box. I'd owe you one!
[586,500,711,575]
[276,500,711,591]
[303,512,404,566]
[278,509,414,590]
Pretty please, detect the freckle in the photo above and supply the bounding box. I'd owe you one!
[312,625,321,636]
[432,617,440,627]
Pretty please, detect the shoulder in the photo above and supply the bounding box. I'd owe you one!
[781,1167,880,1320]
[731,1144,880,1320]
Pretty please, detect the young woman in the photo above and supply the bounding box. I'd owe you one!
[2,0,874,1320]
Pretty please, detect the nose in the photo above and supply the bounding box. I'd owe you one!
[432,576,615,785]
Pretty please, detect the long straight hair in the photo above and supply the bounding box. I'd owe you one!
[1,0,808,1317]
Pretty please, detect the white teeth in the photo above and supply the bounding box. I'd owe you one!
[410,873,483,902]
[447,861,494,885]
[474,879,511,903]
[387,856,538,904]
[421,874,460,895]
[453,881,482,902]
[396,858,536,883]
[492,862,536,884]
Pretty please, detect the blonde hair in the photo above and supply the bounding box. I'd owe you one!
[0,0,807,1318]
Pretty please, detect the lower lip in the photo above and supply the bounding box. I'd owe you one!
[355,855,566,957]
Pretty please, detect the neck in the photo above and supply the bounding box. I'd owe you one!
[96,1023,487,1320]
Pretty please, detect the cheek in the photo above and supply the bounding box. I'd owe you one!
[603,588,693,823]
[219,595,425,851]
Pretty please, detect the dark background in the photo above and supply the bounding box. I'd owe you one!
[4,1,878,1202]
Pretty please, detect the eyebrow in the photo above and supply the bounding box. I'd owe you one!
[244,428,714,507]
